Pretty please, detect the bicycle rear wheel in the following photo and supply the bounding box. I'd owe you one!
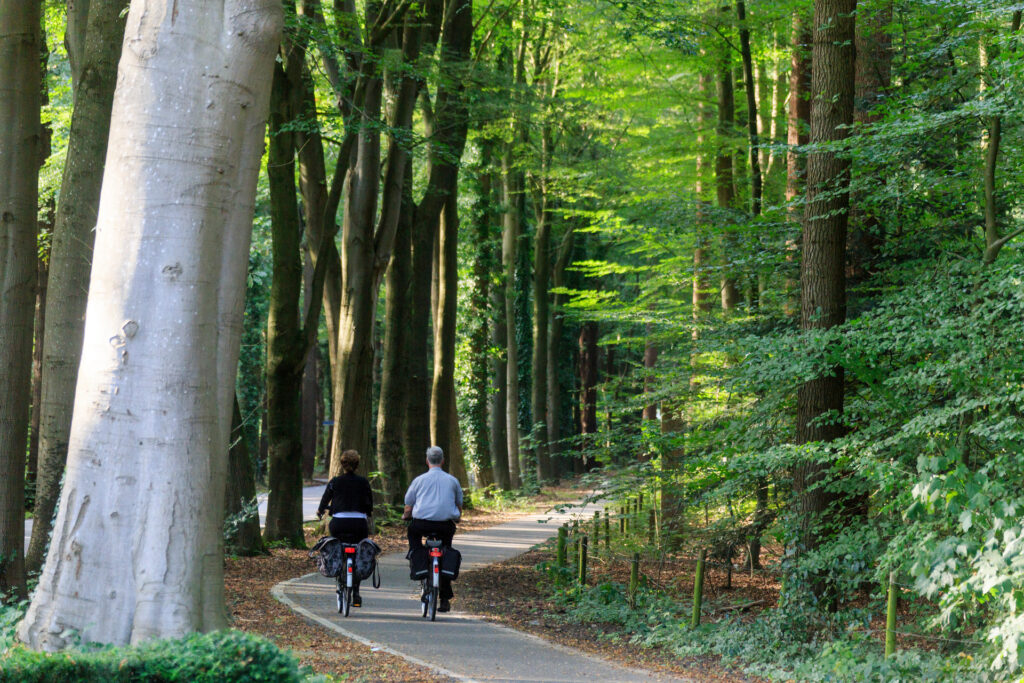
[342,586,352,617]
[428,586,437,621]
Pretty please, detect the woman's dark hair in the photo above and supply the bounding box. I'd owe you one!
[340,449,360,474]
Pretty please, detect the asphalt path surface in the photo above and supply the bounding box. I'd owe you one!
[275,504,689,682]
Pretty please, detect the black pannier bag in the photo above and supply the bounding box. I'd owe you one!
[308,537,343,578]
[355,538,381,581]
[440,546,462,581]
[406,546,429,581]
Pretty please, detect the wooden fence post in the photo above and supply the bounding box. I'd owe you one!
[691,549,706,628]
[556,524,567,568]
[885,571,897,658]
[604,510,610,549]
[578,536,588,585]
[628,552,640,608]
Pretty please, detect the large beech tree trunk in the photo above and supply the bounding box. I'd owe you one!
[793,0,856,563]
[19,0,280,648]
[0,0,41,600]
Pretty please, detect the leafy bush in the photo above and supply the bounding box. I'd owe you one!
[0,630,313,683]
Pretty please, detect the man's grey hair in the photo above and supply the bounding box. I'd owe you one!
[426,446,444,465]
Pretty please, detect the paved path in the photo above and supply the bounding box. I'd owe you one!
[275,505,688,682]
[25,483,328,552]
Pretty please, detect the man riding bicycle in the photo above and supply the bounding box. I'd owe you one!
[403,446,463,612]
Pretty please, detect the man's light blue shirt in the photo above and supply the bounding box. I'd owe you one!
[405,467,463,521]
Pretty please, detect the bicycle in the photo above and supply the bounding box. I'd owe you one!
[336,542,358,617]
[419,535,445,621]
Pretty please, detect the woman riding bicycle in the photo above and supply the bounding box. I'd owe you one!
[316,449,373,607]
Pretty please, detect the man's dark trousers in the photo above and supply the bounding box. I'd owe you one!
[408,518,456,600]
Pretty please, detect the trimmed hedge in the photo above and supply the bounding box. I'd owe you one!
[0,630,306,682]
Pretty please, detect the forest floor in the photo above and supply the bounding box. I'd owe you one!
[226,488,771,681]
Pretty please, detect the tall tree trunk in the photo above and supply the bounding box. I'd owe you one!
[0,0,41,600]
[19,0,281,646]
[28,0,129,574]
[736,0,763,216]
[532,163,552,482]
[980,11,1021,266]
[377,166,413,506]
[27,26,52,494]
[502,150,523,488]
[579,322,599,443]
[793,0,856,565]
[784,13,811,317]
[225,395,265,556]
[848,0,893,281]
[547,226,574,476]
[263,59,306,547]
[28,235,49,491]
[489,247,511,489]
[694,69,715,317]
[468,147,497,488]
[716,23,740,311]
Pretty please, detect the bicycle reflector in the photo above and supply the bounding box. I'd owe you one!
[430,549,442,557]
[344,547,356,554]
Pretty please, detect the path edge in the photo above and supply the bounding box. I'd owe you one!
[272,572,475,683]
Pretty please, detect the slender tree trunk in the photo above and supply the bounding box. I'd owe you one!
[28,0,130,574]
[28,239,48,491]
[981,11,1021,266]
[19,0,281,646]
[0,0,41,599]
[848,0,893,281]
[784,13,811,317]
[490,248,511,489]
[794,0,856,563]
[27,26,52,494]
[263,59,306,547]
[377,165,413,506]
[737,0,762,215]
[693,69,715,318]
[716,23,740,311]
[532,181,552,481]
[547,226,574,478]
[579,322,599,441]
[469,147,497,488]
[225,395,265,556]
[502,150,523,488]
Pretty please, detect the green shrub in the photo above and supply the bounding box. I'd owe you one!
[0,630,309,683]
